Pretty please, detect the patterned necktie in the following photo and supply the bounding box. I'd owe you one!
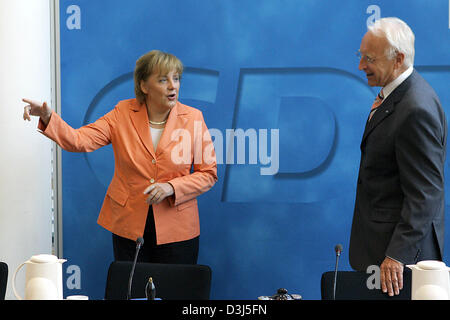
[368,89,384,121]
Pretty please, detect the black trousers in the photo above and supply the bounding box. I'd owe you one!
[112,206,199,264]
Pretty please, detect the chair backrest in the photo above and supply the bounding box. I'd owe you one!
[0,262,8,300]
[321,270,411,300]
[105,261,212,300]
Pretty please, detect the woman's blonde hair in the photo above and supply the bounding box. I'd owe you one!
[134,50,184,103]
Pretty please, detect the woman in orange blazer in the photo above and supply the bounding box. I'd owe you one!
[23,50,218,263]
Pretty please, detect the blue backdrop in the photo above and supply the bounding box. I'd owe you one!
[59,0,450,299]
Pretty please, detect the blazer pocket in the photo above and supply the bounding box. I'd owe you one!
[107,183,129,207]
[370,207,400,223]
[177,198,197,211]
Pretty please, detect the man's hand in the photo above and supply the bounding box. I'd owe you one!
[380,256,404,296]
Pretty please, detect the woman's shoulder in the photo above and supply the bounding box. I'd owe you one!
[115,98,141,110]
[176,101,203,117]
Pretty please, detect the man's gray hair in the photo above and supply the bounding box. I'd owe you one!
[368,17,415,67]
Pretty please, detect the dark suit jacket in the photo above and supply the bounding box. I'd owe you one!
[349,70,447,271]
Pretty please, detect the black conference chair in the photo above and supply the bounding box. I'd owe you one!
[321,270,411,300]
[0,262,8,300]
[105,261,212,300]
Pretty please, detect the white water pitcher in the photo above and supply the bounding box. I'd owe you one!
[12,254,66,300]
[407,260,450,300]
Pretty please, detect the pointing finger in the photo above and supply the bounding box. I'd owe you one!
[22,98,40,106]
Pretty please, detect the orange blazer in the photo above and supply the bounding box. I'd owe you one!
[39,99,218,244]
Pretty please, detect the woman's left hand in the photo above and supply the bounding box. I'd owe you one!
[144,182,174,204]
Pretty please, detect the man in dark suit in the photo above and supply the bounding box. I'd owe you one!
[349,17,447,297]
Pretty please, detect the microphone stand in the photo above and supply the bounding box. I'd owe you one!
[127,237,144,300]
[333,244,342,300]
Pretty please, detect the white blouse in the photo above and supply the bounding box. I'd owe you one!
[150,127,164,151]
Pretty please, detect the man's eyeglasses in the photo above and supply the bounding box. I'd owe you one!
[356,50,377,64]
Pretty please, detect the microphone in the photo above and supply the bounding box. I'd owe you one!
[127,237,144,300]
[333,244,343,300]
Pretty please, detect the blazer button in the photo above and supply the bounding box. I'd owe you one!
[150,178,155,183]
[152,159,156,164]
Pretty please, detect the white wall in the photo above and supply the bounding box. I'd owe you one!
[0,0,54,300]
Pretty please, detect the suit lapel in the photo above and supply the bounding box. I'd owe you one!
[360,70,415,150]
[360,99,395,147]
[129,100,156,158]
[156,102,188,156]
